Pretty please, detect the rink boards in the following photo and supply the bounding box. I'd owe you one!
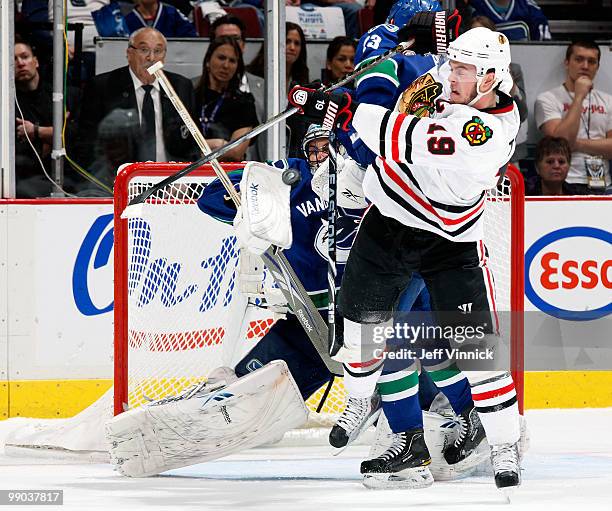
[0,196,610,418]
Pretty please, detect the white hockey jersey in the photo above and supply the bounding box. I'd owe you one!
[353,63,520,242]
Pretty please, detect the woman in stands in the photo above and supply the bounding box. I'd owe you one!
[194,36,258,162]
[526,136,573,196]
[322,36,356,87]
[248,21,309,89]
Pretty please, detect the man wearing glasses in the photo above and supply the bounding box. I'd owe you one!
[75,27,196,178]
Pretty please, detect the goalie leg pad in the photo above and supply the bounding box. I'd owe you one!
[105,360,308,477]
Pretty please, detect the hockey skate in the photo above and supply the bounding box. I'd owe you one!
[443,404,486,465]
[361,428,434,489]
[491,442,521,491]
[329,393,381,454]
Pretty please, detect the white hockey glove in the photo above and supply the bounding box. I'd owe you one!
[311,154,368,209]
[233,161,293,255]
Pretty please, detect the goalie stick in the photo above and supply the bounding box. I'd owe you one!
[127,40,414,207]
[135,63,342,376]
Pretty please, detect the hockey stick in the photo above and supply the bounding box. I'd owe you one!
[127,41,413,207]
[137,63,341,375]
[327,132,340,356]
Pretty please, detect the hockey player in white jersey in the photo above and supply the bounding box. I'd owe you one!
[288,23,522,491]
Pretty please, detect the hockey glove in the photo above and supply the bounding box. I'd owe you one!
[398,9,461,55]
[288,86,358,132]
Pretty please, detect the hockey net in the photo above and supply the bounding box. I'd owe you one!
[113,162,524,432]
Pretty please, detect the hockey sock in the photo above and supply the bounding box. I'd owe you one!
[423,361,473,414]
[378,365,423,433]
[343,363,383,398]
[469,372,520,445]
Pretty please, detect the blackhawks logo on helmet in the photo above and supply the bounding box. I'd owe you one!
[462,116,493,146]
[399,73,442,118]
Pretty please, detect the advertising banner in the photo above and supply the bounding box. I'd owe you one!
[286,6,346,40]
[523,198,612,371]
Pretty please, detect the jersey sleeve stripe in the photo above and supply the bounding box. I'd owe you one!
[379,110,392,157]
[391,113,408,162]
[403,117,420,164]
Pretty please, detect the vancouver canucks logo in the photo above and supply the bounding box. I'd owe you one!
[462,116,493,146]
[314,209,361,264]
[399,73,442,118]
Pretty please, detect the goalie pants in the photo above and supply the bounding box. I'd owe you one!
[337,206,520,444]
[235,314,332,401]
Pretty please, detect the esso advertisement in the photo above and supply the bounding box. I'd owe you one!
[525,203,612,321]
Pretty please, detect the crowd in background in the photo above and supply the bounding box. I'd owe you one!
[12,0,612,198]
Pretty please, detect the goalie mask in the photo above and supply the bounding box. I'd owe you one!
[302,124,331,173]
[446,27,513,106]
[386,0,441,27]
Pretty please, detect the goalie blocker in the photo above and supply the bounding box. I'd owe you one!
[105,361,308,477]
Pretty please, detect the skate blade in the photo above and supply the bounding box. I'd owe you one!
[437,441,490,479]
[499,485,519,503]
[362,466,434,490]
[331,408,382,456]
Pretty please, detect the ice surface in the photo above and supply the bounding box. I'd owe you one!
[1,408,611,511]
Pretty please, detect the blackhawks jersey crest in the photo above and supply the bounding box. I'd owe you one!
[398,73,442,118]
[462,116,493,146]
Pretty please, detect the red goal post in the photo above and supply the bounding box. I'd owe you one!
[113,162,525,421]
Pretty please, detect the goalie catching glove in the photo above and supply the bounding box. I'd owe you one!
[288,86,358,132]
[397,9,461,56]
[234,161,293,255]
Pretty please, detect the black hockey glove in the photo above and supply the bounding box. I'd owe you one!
[288,86,358,132]
[398,9,461,56]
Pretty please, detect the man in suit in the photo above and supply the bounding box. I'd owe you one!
[75,27,197,187]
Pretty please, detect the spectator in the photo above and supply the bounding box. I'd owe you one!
[76,27,197,177]
[465,0,551,41]
[194,36,258,161]
[470,16,528,164]
[125,0,197,37]
[248,21,310,88]
[526,137,573,196]
[209,14,265,159]
[247,22,309,157]
[209,16,263,102]
[322,36,356,86]
[14,40,79,198]
[535,41,612,194]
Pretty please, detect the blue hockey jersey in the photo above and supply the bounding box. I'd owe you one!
[197,159,363,309]
[125,3,197,37]
[468,0,551,41]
